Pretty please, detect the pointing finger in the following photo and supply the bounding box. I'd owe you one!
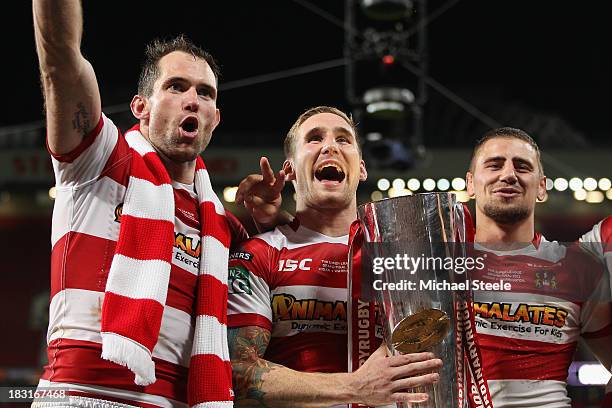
[260,157,276,185]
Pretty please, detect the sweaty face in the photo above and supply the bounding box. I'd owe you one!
[467,137,546,225]
[144,51,220,163]
[285,112,367,211]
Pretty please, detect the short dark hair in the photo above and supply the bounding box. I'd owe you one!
[137,34,220,97]
[284,106,361,158]
[469,127,544,175]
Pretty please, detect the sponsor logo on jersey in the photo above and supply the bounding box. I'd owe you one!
[535,270,558,290]
[229,265,252,294]
[114,203,123,222]
[174,232,201,258]
[177,207,198,224]
[272,293,346,321]
[230,251,254,261]
[473,302,568,328]
[278,258,313,272]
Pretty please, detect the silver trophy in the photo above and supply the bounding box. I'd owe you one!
[356,193,468,408]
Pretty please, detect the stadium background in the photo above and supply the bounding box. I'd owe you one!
[1,1,610,406]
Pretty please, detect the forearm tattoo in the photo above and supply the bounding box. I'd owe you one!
[72,102,91,136]
[228,326,279,406]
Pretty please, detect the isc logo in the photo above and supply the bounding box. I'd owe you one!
[278,258,312,272]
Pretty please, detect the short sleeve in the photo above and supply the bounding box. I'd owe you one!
[49,113,121,187]
[227,238,277,331]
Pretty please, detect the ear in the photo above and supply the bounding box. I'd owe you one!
[466,171,475,198]
[212,108,221,131]
[282,159,296,181]
[359,159,368,182]
[130,95,149,120]
[537,176,547,201]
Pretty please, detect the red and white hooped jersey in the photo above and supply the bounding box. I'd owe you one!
[580,217,612,299]
[40,114,246,407]
[227,220,349,373]
[580,217,612,405]
[472,234,612,408]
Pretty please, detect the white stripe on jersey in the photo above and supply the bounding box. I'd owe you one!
[49,289,193,367]
[52,176,126,246]
[475,236,566,262]
[272,285,347,302]
[192,402,234,408]
[51,114,120,187]
[257,224,348,250]
[488,379,571,408]
[36,379,188,408]
[228,270,272,323]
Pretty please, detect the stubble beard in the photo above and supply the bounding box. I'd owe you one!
[483,201,531,225]
[160,129,212,164]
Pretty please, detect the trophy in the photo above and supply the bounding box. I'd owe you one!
[348,192,470,408]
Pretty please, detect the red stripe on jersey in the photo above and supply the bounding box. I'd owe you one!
[232,239,348,289]
[168,264,197,315]
[227,313,273,331]
[602,217,612,252]
[115,215,174,261]
[43,338,187,402]
[100,132,131,187]
[47,115,105,163]
[195,275,228,323]
[266,332,348,373]
[187,355,233,405]
[473,246,603,302]
[478,333,576,381]
[51,232,113,298]
[66,391,165,408]
[200,202,231,248]
[51,231,196,315]
[174,188,200,230]
[226,211,249,247]
[101,293,164,351]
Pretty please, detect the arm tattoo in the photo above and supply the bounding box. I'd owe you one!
[72,102,91,136]
[229,326,279,406]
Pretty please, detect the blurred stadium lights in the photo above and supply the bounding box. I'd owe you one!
[222,186,238,203]
[567,362,612,386]
[363,87,415,118]
[359,0,413,20]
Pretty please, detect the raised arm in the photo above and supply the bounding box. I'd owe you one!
[228,326,441,407]
[33,0,101,155]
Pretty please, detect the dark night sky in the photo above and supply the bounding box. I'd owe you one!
[2,1,611,146]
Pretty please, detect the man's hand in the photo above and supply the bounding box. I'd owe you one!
[348,344,442,406]
[236,157,289,230]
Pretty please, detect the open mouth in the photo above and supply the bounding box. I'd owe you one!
[179,117,199,135]
[315,164,346,183]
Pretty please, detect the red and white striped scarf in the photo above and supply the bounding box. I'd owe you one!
[100,128,233,407]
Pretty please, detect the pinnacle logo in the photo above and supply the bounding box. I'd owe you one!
[175,232,201,258]
[474,302,568,328]
[272,294,346,321]
[228,265,252,294]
